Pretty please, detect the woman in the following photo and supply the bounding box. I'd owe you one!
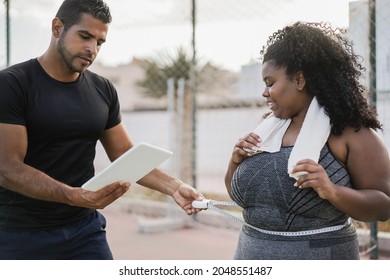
[225,21,390,259]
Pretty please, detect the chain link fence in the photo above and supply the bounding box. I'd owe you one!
[1,0,390,258]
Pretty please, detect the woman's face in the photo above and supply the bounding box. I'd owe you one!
[261,60,308,120]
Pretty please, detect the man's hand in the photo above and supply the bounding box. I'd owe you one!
[171,183,204,215]
[69,181,130,209]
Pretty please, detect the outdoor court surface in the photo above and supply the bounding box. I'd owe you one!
[102,207,239,260]
[101,204,390,260]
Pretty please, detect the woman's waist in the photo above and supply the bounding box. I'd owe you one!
[241,213,355,241]
[242,207,350,233]
[242,221,356,242]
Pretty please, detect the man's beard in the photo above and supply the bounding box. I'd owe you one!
[57,36,88,74]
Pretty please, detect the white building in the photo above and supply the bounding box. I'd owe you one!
[237,62,264,100]
[348,0,390,148]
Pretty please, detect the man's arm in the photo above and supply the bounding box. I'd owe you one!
[0,123,129,209]
[99,122,204,214]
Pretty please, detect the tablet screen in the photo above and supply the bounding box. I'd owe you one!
[82,142,173,191]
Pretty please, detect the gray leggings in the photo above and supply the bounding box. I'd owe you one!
[234,230,360,260]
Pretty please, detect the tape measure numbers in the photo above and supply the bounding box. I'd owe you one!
[192,199,349,237]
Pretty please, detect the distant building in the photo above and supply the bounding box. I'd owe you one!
[348,0,370,88]
[376,0,390,93]
[237,62,264,100]
[89,58,147,111]
[348,0,390,148]
[91,57,243,110]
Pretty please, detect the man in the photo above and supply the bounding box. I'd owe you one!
[0,0,203,260]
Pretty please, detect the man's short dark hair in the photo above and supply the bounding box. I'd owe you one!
[55,0,112,31]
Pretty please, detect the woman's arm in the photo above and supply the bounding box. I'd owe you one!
[224,132,261,198]
[293,127,390,222]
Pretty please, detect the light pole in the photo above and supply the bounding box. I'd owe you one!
[4,0,10,66]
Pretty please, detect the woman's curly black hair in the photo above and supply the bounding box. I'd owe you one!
[260,21,381,135]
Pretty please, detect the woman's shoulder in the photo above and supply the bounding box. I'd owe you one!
[343,126,386,149]
[328,126,387,165]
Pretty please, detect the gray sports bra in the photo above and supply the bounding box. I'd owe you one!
[231,144,353,237]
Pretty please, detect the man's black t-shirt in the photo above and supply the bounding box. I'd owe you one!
[0,59,121,231]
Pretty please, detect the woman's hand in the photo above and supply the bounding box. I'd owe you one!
[231,132,262,164]
[290,159,336,200]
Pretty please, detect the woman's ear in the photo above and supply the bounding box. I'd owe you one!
[295,71,306,91]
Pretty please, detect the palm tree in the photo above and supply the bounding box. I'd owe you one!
[137,46,192,99]
[137,47,197,184]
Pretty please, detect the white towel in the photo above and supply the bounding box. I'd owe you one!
[248,97,331,180]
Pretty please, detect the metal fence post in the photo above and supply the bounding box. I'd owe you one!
[369,0,379,260]
[190,0,197,189]
[5,0,10,66]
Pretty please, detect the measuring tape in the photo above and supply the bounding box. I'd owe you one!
[192,199,350,237]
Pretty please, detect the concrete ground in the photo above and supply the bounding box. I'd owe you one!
[102,207,239,260]
[101,198,390,260]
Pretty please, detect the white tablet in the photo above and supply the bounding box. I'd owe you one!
[82,142,173,191]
